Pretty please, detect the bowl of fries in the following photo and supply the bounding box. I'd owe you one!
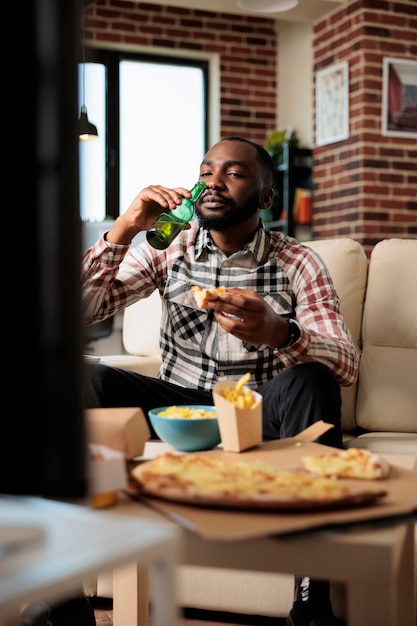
[148,405,221,452]
[213,373,263,452]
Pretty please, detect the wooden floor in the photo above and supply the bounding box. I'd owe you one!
[92,597,286,626]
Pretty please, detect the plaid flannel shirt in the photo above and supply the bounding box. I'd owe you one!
[82,221,359,391]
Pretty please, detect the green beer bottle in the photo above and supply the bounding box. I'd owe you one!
[146,181,207,250]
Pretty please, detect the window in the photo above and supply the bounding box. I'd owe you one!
[79,50,209,223]
[78,63,106,222]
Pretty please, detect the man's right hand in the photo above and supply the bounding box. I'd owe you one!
[106,185,192,245]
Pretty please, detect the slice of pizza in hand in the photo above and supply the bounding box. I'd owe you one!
[301,447,390,480]
[191,285,227,308]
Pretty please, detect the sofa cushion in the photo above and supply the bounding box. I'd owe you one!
[345,432,417,465]
[122,289,162,356]
[356,239,417,432]
[99,353,162,377]
[305,238,368,432]
[119,238,368,433]
[178,567,293,617]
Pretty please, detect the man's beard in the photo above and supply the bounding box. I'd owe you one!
[195,190,261,231]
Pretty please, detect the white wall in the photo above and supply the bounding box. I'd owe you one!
[275,20,314,148]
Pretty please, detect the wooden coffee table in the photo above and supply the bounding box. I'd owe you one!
[110,443,417,626]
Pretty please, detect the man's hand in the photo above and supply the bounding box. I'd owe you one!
[207,288,291,347]
[106,185,192,245]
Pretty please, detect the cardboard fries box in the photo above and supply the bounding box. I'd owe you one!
[86,407,150,459]
[213,380,263,452]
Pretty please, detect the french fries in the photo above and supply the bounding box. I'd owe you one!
[220,372,257,409]
[157,406,217,419]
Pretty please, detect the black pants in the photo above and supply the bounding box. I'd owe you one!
[83,361,343,447]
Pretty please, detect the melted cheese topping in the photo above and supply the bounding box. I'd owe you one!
[301,448,390,479]
[133,453,350,501]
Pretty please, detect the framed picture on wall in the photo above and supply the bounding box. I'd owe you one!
[381,57,417,139]
[316,61,349,147]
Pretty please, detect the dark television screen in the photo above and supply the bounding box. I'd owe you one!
[2,0,87,498]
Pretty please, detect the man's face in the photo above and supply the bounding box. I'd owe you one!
[195,140,270,232]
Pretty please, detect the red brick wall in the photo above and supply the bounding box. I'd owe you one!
[84,1,277,146]
[313,0,417,254]
[84,1,417,253]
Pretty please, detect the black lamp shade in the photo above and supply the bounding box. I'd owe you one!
[78,106,98,141]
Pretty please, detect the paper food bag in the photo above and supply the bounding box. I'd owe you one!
[88,443,127,508]
[213,380,263,452]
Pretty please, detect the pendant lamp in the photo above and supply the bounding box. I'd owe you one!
[236,0,298,12]
[78,4,98,141]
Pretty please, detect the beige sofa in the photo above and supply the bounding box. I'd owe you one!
[89,237,417,619]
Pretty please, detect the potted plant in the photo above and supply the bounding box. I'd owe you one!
[264,127,299,167]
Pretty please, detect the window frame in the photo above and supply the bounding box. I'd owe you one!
[83,44,219,220]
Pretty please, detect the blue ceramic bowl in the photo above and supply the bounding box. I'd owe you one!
[148,405,220,452]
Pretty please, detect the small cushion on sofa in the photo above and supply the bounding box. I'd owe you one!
[122,289,162,356]
[306,238,368,349]
[99,354,162,378]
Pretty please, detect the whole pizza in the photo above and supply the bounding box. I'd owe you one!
[131,450,388,511]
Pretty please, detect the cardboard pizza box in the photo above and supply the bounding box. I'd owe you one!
[213,380,263,452]
[131,422,417,541]
[86,407,150,459]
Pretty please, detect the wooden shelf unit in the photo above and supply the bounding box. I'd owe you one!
[265,144,312,237]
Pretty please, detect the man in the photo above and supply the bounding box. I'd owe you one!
[82,136,358,626]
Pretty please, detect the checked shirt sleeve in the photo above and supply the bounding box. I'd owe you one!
[82,236,132,324]
[275,245,359,388]
[81,234,158,325]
